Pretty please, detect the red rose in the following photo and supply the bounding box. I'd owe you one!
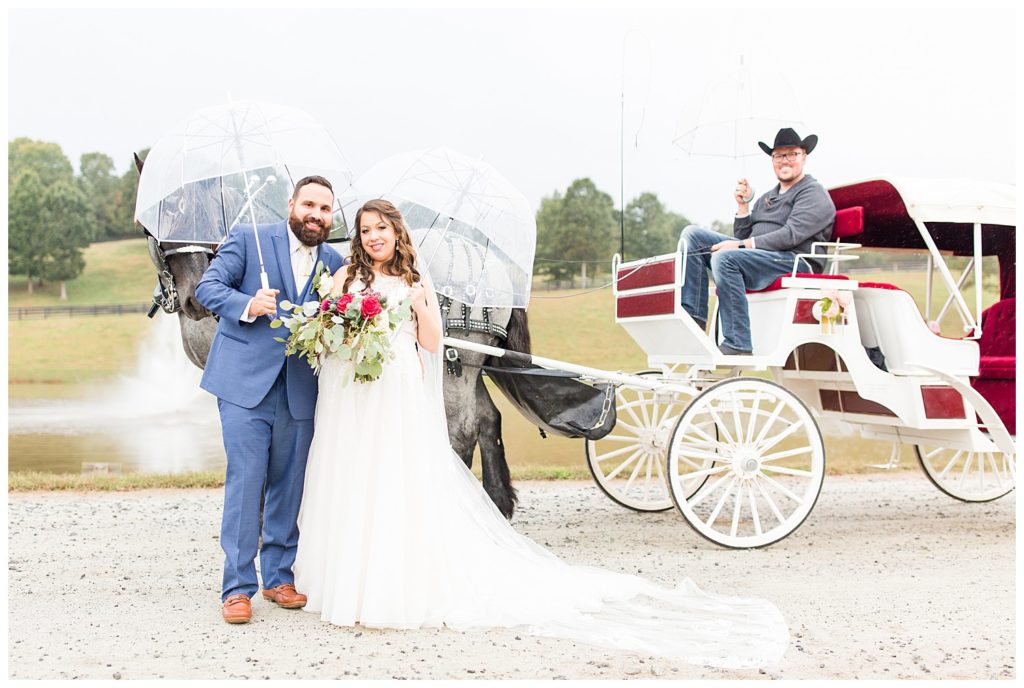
[320,299,331,312]
[360,295,383,319]
[337,293,354,310]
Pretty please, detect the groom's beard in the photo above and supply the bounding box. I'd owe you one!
[289,212,331,247]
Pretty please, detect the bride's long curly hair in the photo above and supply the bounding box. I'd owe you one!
[343,199,421,293]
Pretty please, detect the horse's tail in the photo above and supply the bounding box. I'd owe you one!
[503,308,531,354]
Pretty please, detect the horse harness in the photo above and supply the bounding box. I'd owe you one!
[439,295,507,377]
[146,234,217,317]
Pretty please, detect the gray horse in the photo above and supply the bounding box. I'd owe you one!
[136,155,526,518]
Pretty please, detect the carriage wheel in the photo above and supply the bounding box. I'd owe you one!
[667,377,825,549]
[584,372,697,512]
[915,444,1015,502]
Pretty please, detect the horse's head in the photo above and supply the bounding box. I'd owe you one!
[146,237,215,320]
[136,152,216,321]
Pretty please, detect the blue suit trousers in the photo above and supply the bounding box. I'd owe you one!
[217,368,313,601]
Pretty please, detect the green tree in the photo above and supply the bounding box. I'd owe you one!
[78,152,120,241]
[8,138,92,298]
[622,192,693,259]
[535,178,617,285]
[8,169,47,293]
[114,148,148,239]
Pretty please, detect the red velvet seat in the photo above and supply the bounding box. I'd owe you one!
[972,298,1016,435]
[746,273,849,294]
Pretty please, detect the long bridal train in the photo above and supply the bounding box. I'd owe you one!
[293,274,788,670]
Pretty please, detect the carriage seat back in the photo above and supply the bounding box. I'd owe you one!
[832,205,864,239]
[972,297,1015,434]
[614,253,720,362]
[852,285,979,376]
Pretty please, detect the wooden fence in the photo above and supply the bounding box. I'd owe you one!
[9,304,151,320]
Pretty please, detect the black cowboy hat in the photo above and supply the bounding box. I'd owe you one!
[758,127,818,155]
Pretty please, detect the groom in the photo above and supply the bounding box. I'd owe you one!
[196,175,346,624]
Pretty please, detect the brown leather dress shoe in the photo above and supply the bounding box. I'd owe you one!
[222,593,252,624]
[261,583,307,609]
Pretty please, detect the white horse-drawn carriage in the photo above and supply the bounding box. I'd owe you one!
[448,177,1016,548]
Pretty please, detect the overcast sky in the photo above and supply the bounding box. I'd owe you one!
[7,6,1017,229]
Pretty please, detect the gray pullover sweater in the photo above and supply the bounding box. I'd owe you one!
[733,174,836,266]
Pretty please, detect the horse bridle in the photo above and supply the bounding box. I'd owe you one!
[146,234,217,317]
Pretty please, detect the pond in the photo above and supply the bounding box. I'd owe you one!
[7,318,225,475]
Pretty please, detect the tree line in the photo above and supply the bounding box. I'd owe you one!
[8,137,709,299]
[8,138,146,297]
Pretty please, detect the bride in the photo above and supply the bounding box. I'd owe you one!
[292,199,789,669]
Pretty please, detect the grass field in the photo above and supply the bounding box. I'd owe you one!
[8,239,1003,479]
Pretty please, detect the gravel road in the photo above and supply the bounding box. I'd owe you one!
[7,473,1016,680]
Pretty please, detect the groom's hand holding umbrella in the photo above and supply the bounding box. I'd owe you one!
[248,288,280,318]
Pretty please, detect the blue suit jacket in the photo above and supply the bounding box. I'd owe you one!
[196,221,345,419]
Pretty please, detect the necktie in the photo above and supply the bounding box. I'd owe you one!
[298,246,314,289]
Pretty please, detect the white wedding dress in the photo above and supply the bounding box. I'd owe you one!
[293,273,788,669]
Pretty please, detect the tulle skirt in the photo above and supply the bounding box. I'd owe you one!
[293,333,788,669]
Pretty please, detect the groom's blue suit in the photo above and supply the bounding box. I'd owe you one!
[196,221,345,601]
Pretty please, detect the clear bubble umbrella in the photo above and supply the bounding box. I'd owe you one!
[346,146,536,309]
[672,57,805,165]
[135,99,353,287]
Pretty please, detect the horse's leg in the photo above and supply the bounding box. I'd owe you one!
[443,366,480,470]
[477,376,518,520]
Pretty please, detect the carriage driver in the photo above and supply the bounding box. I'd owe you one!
[679,127,836,355]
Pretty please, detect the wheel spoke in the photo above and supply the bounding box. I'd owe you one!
[756,418,806,454]
[654,454,666,488]
[678,453,715,471]
[761,445,814,462]
[729,390,745,444]
[688,471,732,508]
[751,398,787,447]
[676,464,730,481]
[594,444,639,463]
[937,450,963,479]
[957,452,974,490]
[708,403,737,447]
[598,433,642,444]
[705,475,738,527]
[676,447,731,463]
[753,475,787,524]
[761,464,814,478]
[730,482,744,537]
[748,482,763,536]
[758,471,805,505]
[676,427,721,450]
[617,417,644,435]
[636,392,652,427]
[745,390,763,448]
[606,449,643,480]
[621,453,648,494]
[622,403,644,428]
[987,452,1005,486]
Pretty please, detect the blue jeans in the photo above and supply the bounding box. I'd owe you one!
[679,226,818,352]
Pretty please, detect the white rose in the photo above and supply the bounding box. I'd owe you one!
[316,273,334,298]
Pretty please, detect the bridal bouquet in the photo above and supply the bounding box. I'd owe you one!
[271,288,413,384]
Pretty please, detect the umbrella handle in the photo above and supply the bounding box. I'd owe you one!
[260,271,270,291]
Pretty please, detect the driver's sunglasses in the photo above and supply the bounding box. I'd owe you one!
[772,151,805,162]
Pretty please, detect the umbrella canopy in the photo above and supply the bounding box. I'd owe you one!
[135,100,353,244]
[673,59,804,160]
[348,147,536,308]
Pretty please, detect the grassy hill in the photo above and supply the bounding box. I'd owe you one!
[8,238,154,307]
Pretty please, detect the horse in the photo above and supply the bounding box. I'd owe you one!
[135,154,527,518]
